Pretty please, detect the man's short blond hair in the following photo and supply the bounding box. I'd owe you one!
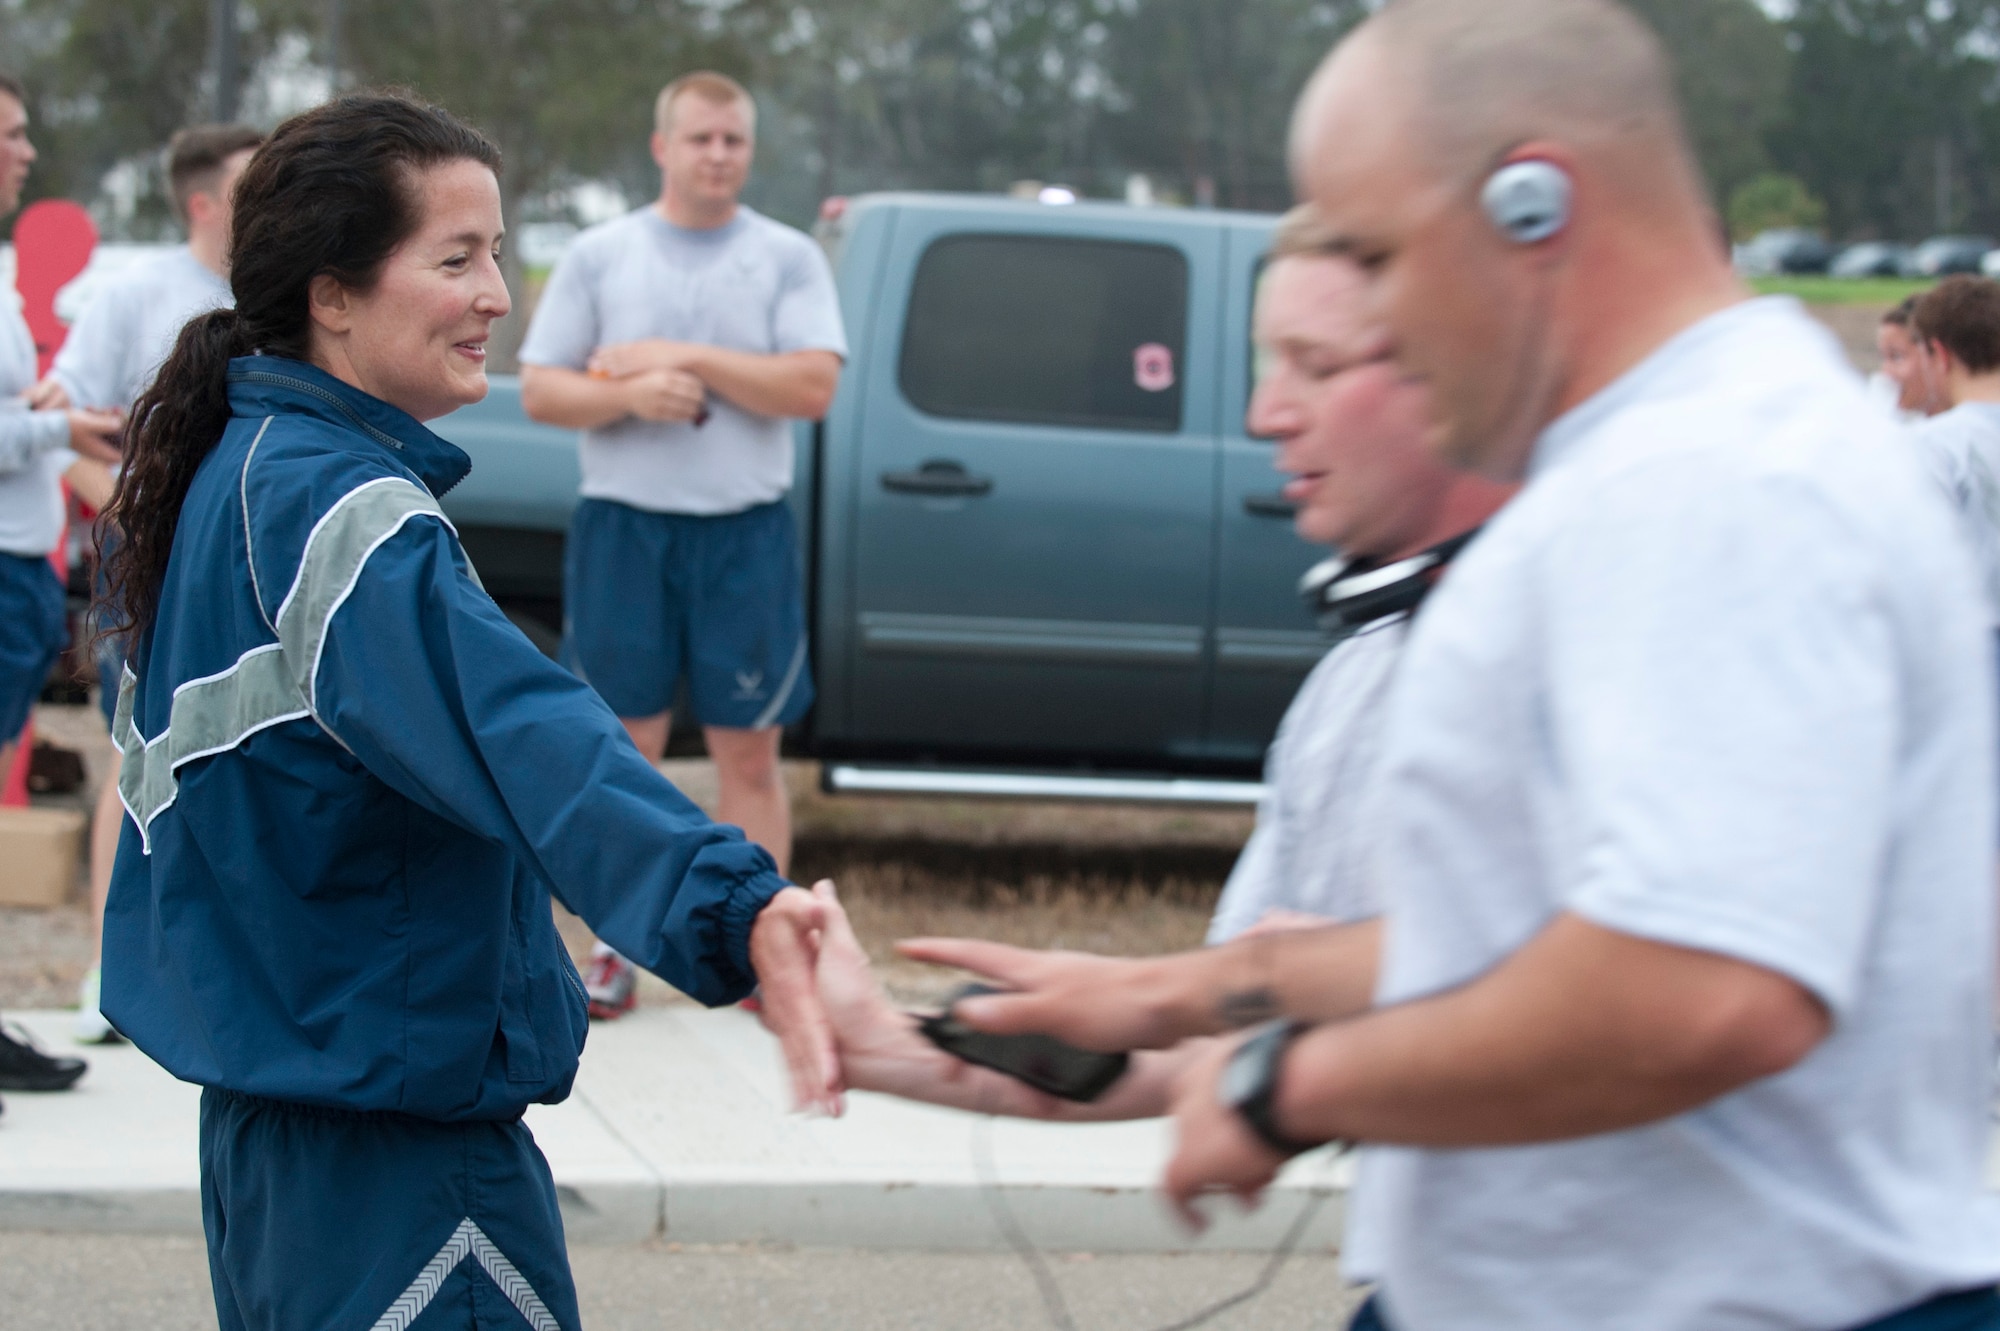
[654,71,755,137]
[1267,205,1342,263]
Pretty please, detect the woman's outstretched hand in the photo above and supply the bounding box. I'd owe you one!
[797,880,1064,1117]
[748,885,845,1117]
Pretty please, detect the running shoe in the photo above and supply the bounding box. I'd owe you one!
[583,946,638,1021]
[73,967,121,1045]
[0,1020,87,1090]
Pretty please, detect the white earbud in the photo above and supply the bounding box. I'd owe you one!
[1481,160,1572,245]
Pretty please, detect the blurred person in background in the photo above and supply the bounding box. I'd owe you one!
[519,71,845,1018]
[1879,296,1944,418]
[888,3,2000,1328]
[1910,276,2000,636]
[0,70,119,1101]
[98,92,837,1331]
[40,121,263,1045]
[801,204,1514,1122]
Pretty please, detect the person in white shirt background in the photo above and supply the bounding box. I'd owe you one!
[1908,276,2000,635]
[36,122,262,1044]
[0,70,120,1101]
[861,2,2000,1328]
[796,202,1514,1123]
[1877,297,1945,419]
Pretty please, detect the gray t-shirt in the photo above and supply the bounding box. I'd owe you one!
[1348,299,2000,1328]
[1910,401,2000,626]
[51,245,230,410]
[0,288,73,557]
[1206,617,1402,942]
[519,206,847,516]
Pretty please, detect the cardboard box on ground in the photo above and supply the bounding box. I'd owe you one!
[0,806,85,907]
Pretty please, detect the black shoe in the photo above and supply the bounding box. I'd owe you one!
[0,1021,87,1091]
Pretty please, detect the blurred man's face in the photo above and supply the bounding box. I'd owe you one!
[653,94,754,216]
[1876,321,1939,415]
[0,93,36,218]
[187,147,256,246]
[1248,253,1453,555]
[1293,42,1560,481]
[1911,333,1962,414]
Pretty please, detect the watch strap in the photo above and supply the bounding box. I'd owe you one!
[1227,1019,1322,1158]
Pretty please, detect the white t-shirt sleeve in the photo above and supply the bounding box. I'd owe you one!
[1546,465,1896,1017]
[48,287,126,409]
[517,245,600,371]
[1207,744,1291,944]
[771,240,847,358]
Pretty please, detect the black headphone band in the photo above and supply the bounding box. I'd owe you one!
[1301,527,1482,639]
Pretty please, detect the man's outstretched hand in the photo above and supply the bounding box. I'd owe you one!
[894,938,1212,1053]
[748,885,844,1116]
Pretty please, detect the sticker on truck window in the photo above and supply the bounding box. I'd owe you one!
[1134,343,1175,393]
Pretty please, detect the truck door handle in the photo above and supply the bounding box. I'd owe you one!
[1242,493,1298,518]
[881,459,994,498]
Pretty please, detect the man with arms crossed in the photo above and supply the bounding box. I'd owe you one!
[0,73,118,1097]
[890,4,2000,1328]
[520,71,845,1017]
[803,206,1513,1121]
[44,122,262,1044]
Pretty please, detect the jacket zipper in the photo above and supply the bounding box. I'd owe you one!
[235,370,410,455]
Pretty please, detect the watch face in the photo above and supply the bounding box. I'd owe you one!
[1218,1026,1276,1107]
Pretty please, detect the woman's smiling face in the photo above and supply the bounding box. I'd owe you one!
[310,158,511,422]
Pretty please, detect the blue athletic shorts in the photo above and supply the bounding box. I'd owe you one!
[0,551,66,743]
[200,1088,579,1331]
[563,497,814,729]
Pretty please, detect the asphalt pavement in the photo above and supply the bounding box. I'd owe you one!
[0,1231,1367,1331]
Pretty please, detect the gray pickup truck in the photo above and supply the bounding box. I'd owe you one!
[435,192,1321,801]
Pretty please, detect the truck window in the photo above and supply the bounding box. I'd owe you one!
[898,234,1188,433]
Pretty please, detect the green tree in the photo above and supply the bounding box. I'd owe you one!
[1625,0,1791,211]
[1727,172,1828,240]
[0,0,292,238]
[1770,0,2000,239]
[1094,0,1365,210]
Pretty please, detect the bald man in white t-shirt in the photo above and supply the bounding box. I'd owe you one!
[865,5,2000,1329]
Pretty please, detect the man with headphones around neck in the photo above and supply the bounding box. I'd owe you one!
[787,205,1512,1127]
[888,3,2000,1328]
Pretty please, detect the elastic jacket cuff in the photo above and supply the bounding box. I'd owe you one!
[719,868,789,996]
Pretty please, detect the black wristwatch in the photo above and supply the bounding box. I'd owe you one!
[1217,1019,1322,1158]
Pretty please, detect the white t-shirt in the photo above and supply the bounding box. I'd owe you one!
[0,289,73,557]
[1910,401,2000,625]
[1206,617,1402,942]
[518,205,848,516]
[51,245,230,411]
[1347,299,2000,1330]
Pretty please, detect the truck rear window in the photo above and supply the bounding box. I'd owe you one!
[898,234,1188,433]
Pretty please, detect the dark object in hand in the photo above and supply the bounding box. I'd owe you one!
[918,983,1130,1102]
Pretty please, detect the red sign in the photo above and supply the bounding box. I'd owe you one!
[15,198,96,374]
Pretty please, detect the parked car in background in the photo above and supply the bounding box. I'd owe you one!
[1734,228,1833,276]
[437,193,1309,801]
[1830,241,1912,279]
[1905,235,1995,277]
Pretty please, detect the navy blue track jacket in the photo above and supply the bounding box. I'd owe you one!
[102,357,788,1121]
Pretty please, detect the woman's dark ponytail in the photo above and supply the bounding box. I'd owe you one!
[94,91,501,652]
[100,307,250,647]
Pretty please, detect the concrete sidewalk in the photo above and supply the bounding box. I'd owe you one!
[0,1008,1349,1252]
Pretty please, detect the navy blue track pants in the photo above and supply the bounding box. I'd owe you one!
[199,1088,580,1331]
